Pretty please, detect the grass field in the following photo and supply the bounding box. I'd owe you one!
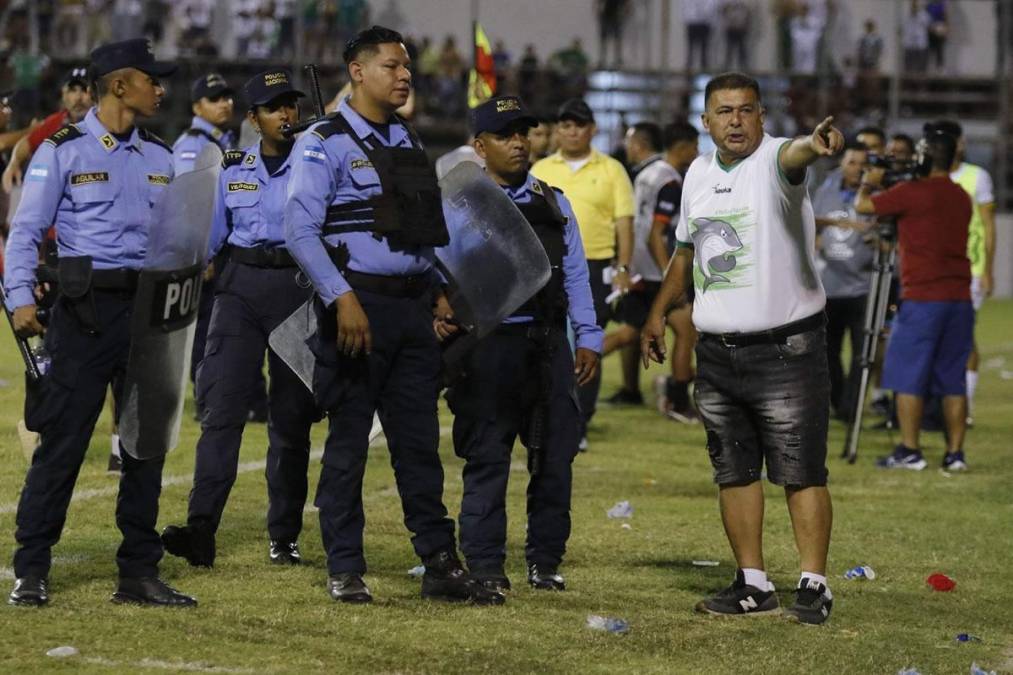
[1,302,1011,674]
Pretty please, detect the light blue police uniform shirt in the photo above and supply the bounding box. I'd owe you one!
[172,115,235,176]
[501,174,604,353]
[3,107,173,310]
[285,98,434,307]
[207,142,295,257]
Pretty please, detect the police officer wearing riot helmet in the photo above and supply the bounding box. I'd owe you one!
[4,39,195,607]
[172,73,236,175]
[161,70,318,569]
[441,96,603,592]
[285,25,502,605]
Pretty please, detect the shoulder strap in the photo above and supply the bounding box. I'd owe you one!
[536,179,568,225]
[309,112,351,141]
[186,126,224,148]
[43,124,84,148]
[221,150,246,168]
[138,127,172,153]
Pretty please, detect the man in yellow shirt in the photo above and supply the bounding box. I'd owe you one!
[531,98,634,448]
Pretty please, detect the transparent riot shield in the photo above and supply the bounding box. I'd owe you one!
[118,144,222,459]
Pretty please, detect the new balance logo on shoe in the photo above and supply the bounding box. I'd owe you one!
[739,596,758,611]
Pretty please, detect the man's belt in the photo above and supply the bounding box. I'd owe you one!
[699,311,825,348]
[91,268,139,291]
[228,245,296,268]
[344,269,430,298]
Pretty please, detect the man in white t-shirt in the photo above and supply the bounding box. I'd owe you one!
[641,72,843,625]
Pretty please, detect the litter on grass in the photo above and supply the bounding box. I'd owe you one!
[843,565,876,580]
[926,573,956,591]
[46,646,79,658]
[620,523,632,530]
[692,560,720,567]
[606,500,633,519]
[586,615,629,634]
[970,663,996,675]
[956,634,982,643]
[407,565,425,577]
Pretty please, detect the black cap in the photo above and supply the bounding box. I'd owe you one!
[191,73,234,103]
[243,69,306,107]
[89,38,176,78]
[62,66,89,88]
[557,98,595,124]
[470,96,538,136]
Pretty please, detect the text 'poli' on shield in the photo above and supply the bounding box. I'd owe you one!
[150,267,203,330]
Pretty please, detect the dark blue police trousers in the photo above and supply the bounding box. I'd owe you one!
[14,290,164,579]
[188,262,317,543]
[311,288,456,575]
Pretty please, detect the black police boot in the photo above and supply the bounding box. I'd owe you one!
[470,565,512,593]
[111,577,197,607]
[269,540,302,565]
[528,563,566,591]
[161,522,215,568]
[9,576,49,606]
[328,573,373,603]
[420,550,505,605]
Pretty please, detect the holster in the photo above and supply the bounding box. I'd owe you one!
[58,255,100,334]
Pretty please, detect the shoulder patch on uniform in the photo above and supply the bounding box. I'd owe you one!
[43,124,84,148]
[138,128,172,152]
[221,150,246,168]
[244,153,257,166]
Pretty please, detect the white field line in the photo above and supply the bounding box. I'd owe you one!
[78,656,255,673]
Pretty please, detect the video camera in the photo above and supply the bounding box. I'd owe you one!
[865,152,927,187]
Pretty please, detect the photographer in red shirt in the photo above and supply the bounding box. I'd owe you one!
[855,130,973,471]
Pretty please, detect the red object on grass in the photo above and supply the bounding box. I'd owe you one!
[926,573,956,591]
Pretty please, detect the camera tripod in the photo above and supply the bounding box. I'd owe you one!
[841,219,897,464]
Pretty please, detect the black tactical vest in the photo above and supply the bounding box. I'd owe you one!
[510,180,569,324]
[318,112,449,248]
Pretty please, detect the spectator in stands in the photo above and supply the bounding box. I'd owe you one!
[857,19,883,72]
[722,0,752,70]
[493,40,512,92]
[437,35,465,117]
[813,142,874,420]
[142,0,171,47]
[902,0,932,74]
[3,67,92,194]
[549,38,590,100]
[53,0,86,56]
[112,0,145,42]
[178,0,215,57]
[518,44,540,102]
[926,0,948,72]
[247,3,279,59]
[597,0,630,68]
[684,0,720,70]
[790,1,823,74]
[275,0,297,59]
[772,0,798,72]
[887,133,916,161]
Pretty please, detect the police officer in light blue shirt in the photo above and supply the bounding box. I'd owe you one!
[172,73,236,175]
[439,96,602,593]
[285,25,501,606]
[4,38,196,608]
[161,69,318,569]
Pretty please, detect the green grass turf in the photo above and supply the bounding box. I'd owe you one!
[0,302,1011,674]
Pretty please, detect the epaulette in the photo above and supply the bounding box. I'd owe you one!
[222,150,246,168]
[138,128,172,153]
[43,124,84,148]
[309,113,350,141]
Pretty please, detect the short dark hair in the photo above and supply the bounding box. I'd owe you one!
[343,25,405,65]
[889,133,915,153]
[630,121,663,152]
[843,140,868,154]
[663,121,700,148]
[855,126,886,146]
[925,131,957,170]
[704,72,761,107]
[925,119,962,139]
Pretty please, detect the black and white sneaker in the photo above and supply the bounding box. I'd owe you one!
[784,577,833,625]
[695,570,780,616]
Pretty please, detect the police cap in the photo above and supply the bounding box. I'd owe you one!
[243,69,306,108]
[89,39,176,78]
[470,96,538,137]
[191,73,235,103]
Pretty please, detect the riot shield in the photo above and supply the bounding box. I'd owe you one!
[268,297,317,392]
[118,144,222,459]
[435,161,550,337]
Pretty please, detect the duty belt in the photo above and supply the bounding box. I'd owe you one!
[91,268,139,292]
[699,312,825,348]
[344,269,431,299]
[228,245,297,268]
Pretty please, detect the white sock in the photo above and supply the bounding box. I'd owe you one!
[110,433,121,458]
[966,370,978,414]
[742,568,772,591]
[800,572,831,598]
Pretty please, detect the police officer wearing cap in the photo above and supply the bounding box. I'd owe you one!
[161,69,319,568]
[172,73,237,175]
[285,25,501,605]
[440,96,602,592]
[4,38,195,607]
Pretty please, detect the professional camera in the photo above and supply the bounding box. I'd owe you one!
[865,153,925,187]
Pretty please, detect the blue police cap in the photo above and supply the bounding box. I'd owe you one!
[191,73,235,103]
[470,96,538,136]
[89,39,176,78]
[243,69,306,107]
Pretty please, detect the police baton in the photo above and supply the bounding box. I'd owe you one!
[282,64,329,138]
[0,281,47,381]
